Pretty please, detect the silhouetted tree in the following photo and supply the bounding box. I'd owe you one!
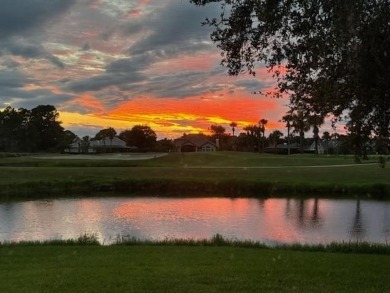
[119,125,157,151]
[309,115,324,155]
[322,131,331,155]
[94,127,117,152]
[210,124,226,138]
[259,118,268,152]
[229,121,237,136]
[268,130,283,153]
[283,110,311,154]
[243,124,261,152]
[27,105,64,152]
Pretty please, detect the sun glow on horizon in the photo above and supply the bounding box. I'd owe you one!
[60,89,288,138]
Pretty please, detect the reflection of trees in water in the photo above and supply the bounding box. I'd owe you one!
[284,199,292,219]
[382,205,390,243]
[257,199,266,210]
[286,199,322,230]
[349,200,366,242]
[297,199,306,226]
[310,198,321,227]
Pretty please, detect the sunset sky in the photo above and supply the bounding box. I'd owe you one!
[0,0,332,139]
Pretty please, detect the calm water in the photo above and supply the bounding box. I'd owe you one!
[0,197,389,245]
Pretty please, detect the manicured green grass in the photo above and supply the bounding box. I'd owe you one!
[0,151,380,167]
[0,152,389,199]
[1,244,389,292]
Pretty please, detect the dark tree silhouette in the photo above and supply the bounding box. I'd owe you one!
[191,0,390,159]
[119,125,157,151]
[94,127,117,151]
[258,118,268,152]
[0,105,64,152]
[229,121,237,136]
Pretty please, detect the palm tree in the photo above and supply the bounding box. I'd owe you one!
[283,111,310,154]
[281,113,292,155]
[94,127,117,152]
[229,122,237,136]
[268,130,283,153]
[258,119,268,152]
[322,131,331,155]
[306,115,324,155]
[243,124,260,152]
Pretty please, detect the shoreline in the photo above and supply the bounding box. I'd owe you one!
[1,178,389,201]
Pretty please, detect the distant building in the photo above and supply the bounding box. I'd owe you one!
[65,137,130,153]
[173,134,218,152]
[307,141,325,154]
[264,143,301,154]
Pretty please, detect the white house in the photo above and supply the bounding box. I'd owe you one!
[65,137,129,153]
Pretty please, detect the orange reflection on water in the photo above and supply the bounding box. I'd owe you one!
[114,197,252,222]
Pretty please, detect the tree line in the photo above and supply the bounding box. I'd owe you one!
[0,105,166,153]
[209,119,387,156]
[0,105,71,152]
[1,105,387,155]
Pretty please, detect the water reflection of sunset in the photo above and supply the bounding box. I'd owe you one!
[1,197,389,244]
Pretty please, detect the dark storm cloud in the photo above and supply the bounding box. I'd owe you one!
[0,0,76,39]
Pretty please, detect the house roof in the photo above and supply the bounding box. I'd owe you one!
[174,134,217,148]
[90,137,127,148]
[274,143,300,149]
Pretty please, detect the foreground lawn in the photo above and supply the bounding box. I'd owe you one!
[1,245,389,293]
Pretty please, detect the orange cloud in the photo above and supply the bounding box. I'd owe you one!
[73,93,106,113]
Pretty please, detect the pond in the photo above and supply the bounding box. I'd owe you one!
[0,197,389,245]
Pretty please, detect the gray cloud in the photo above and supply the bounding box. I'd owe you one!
[0,58,20,69]
[0,70,74,108]
[65,71,145,93]
[106,54,155,73]
[0,0,76,40]
[234,79,273,92]
[0,0,76,67]
[126,0,219,56]
[1,88,73,109]
[59,0,225,100]
[0,70,30,88]
[1,38,64,68]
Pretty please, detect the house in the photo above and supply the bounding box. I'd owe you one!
[173,134,218,152]
[65,137,129,153]
[89,137,128,152]
[64,138,86,153]
[307,141,325,154]
[264,143,301,154]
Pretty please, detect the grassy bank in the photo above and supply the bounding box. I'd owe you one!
[1,238,389,292]
[1,152,389,199]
